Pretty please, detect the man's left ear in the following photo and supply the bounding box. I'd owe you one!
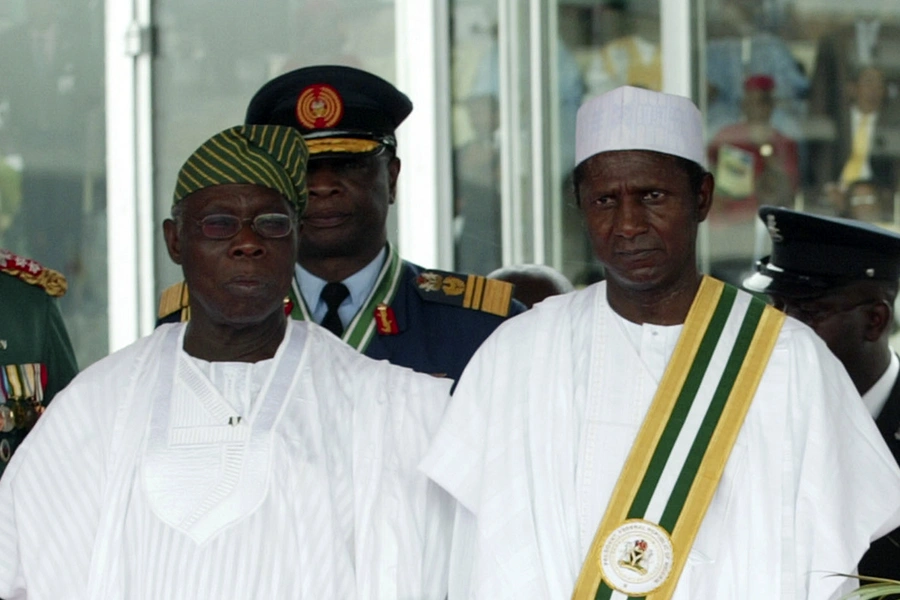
[865,299,893,342]
[163,218,183,265]
[697,172,715,222]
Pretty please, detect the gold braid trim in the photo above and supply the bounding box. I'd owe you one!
[0,264,68,297]
[307,138,381,155]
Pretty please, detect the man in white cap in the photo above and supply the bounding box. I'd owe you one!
[420,86,900,600]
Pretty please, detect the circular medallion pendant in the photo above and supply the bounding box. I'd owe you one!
[599,519,674,596]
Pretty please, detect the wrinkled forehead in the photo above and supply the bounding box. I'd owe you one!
[177,183,292,213]
[577,149,690,184]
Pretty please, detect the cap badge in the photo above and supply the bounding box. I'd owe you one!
[766,214,783,242]
[295,83,344,130]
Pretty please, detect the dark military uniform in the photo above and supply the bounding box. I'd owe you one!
[0,250,78,475]
[360,260,523,381]
[158,65,526,381]
[861,373,900,592]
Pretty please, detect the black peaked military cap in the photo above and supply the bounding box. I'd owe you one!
[743,205,900,299]
[245,65,413,158]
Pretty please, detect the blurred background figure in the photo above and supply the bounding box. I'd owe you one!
[487,263,575,309]
[0,249,78,476]
[708,74,800,222]
[706,73,800,289]
[453,92,502,274]
[809,13,900,142]
[840,178,896,225]
[577,0,662,97]
[810,65,900,207]
[704,0,809,143]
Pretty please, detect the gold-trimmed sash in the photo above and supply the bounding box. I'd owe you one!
[572,277,785,599]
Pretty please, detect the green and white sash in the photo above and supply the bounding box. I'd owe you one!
[289,243,404,352]
[572,277,784,600]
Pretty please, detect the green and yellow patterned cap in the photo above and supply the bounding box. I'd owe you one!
[173,124,309,215]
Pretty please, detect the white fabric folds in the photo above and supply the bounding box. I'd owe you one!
[0,321,454,599]
[421,281,900,600]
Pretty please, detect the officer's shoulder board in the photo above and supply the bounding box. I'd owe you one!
[414,269,515,317]
[0,250,67,297]
[157,281,190,322]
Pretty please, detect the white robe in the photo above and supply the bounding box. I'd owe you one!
[0,320,454,599]
[420,281,900,600]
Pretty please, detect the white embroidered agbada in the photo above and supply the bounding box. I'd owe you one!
[0,320,454,599]
[420,281,900,600]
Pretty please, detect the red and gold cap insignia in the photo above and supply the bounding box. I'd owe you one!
[295,83,344,130]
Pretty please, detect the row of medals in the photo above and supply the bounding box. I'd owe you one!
[0,397,44,435]
[0,397,44,462]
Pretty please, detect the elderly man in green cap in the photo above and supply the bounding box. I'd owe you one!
[0,125,453,599]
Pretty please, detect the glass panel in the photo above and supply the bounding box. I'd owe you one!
[699,0,900,288]
[557,1,663,286]
[450,0,504,274]
[153,0,398,292]
[0,0,107,366]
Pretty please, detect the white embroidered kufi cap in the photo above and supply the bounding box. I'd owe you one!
[574,86,706,169]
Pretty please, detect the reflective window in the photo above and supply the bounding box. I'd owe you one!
[451,1,900,291]
[0,0,107,366]
[700,0,900,287]
[451,1,503,274]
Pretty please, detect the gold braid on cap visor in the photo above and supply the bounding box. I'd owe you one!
[307,137,383,155]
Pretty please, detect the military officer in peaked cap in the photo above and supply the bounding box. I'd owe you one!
[0,250,78,476]
[159,65,525,382]
[744,205,900,586]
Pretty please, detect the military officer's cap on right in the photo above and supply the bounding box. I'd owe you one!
[245,65,412,158]
[743,205,900,299]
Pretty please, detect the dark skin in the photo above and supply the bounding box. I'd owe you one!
[769,281,894,395]
[298,151,400,282]
[163,183,300,363]
[577,150,714,325]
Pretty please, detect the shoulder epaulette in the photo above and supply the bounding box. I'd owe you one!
[0,249,67,297]
[414,269,515,317]
[157,281,191,322]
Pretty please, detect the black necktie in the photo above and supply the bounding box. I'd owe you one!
[319,282,350,336]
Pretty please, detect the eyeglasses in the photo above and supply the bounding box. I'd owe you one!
[193,213,295,240]
[774,297,880,327]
